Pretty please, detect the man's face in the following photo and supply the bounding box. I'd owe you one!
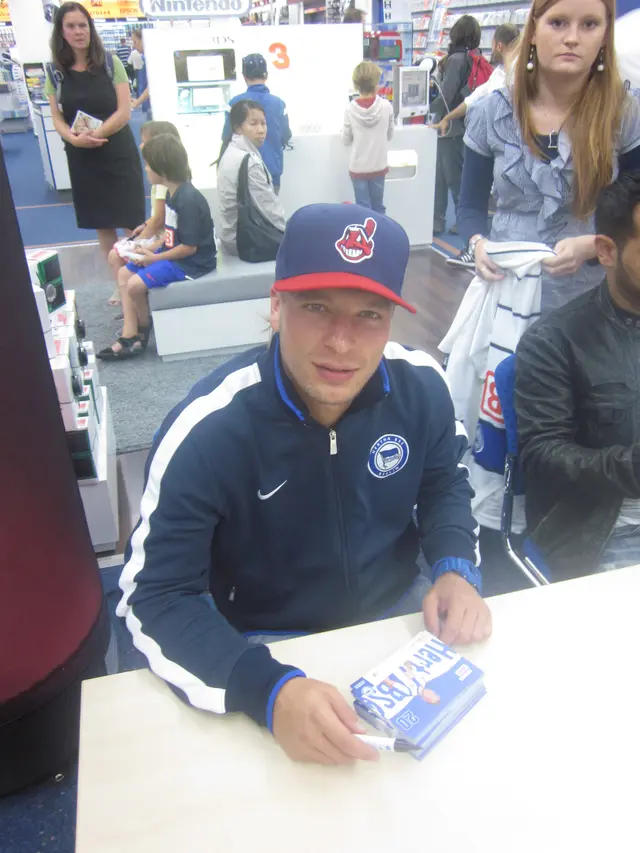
[270,288,394,426]
[598,206,640,309]
[615,208,640,304]
[490,39,502,66]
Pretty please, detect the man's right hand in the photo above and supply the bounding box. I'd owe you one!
[271,677,379,766]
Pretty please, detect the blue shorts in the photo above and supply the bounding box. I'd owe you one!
[125,258,188,289]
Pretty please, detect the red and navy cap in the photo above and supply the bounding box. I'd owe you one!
[273,204,416,313]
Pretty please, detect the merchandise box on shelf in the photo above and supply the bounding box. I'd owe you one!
[25,249,66,313]
[77,388,119,553]
[30,279,118,551]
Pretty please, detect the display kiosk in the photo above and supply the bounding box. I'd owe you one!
[31,101,71,191]
[143,23,438,246]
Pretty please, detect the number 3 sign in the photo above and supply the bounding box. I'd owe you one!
[269,43,290,70]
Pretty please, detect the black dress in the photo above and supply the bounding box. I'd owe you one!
[60,66,145,230]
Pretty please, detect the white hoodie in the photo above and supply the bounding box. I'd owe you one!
[342,95,394,178]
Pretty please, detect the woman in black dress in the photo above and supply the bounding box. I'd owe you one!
[46,3,145,301]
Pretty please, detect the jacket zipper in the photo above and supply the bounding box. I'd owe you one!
[328,429,351,595]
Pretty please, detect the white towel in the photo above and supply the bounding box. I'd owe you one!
[439,241,556,532]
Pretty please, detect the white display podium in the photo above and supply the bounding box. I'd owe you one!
[143,22,436,245]
[32,101,71,191]
[78,387,119,553]
[199,127,436,248]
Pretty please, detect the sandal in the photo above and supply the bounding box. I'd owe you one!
[96,335,143,361]
[116,320,152,347]
[108,290,122,307]
[138,318,154,350]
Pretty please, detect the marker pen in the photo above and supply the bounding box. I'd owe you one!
[355,734,421,753]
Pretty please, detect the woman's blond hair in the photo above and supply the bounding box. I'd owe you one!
[512,0,625,219]
[352,60,381,95]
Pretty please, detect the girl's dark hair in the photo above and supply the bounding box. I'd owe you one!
[141,120,181,142]
[215,99,265,168]
[50,2,105,73]
[449,15,481,51]
[142,134,191,184]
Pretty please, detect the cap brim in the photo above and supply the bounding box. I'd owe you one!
[273,272,416,314]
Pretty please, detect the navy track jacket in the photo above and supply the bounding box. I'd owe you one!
[118,338,479,728]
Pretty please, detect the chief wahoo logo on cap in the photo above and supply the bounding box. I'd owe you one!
[335,218,377,264]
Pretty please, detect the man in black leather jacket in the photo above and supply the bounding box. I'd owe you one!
[515,173,640,581]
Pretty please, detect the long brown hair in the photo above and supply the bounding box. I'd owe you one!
[50,2,106,74]
[513,0,625,219]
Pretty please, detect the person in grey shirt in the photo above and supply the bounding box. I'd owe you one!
[430,15,482,235]
[216,99,286,256]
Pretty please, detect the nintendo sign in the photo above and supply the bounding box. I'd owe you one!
[140,0,251,17]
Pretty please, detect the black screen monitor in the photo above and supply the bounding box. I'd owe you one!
[173,49,236,84]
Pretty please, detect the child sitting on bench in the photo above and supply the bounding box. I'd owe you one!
[98,134,216,361]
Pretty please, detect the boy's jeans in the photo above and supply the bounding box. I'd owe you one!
[351,175,386,214]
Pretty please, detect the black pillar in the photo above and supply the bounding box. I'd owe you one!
[0,144,109,794]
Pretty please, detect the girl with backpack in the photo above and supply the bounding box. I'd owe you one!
[429,15,484,236]
[45,3,145,300]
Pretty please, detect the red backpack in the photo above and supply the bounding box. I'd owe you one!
[467,51,493,92]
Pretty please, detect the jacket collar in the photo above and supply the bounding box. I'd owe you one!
[598,278,640,329]
[247,83,269,94]
[270,334,390,425]
[231,133,260,156]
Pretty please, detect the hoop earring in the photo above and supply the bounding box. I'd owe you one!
[596,48,605,72]
[526,45,535,73]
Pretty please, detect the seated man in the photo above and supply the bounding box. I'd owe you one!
[516,173,640,581]
[118,203,490,767]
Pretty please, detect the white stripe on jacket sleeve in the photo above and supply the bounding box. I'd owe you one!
[117,363,262,713]
[384,341,450,387]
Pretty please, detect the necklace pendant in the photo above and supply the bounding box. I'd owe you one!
[548,132,559,150]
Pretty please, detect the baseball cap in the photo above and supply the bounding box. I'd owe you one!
[273,204,415,313]
[242,53,268,78]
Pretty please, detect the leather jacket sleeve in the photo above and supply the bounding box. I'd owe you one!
[516,326,640,498]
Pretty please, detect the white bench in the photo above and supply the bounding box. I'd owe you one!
[148,252,274,362]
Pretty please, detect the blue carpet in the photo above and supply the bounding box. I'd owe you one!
[2,113,149,249]
[14,204,89,249]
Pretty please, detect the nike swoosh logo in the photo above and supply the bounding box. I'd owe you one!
[257,480,288,500]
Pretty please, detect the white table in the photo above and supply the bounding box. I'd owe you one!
[76,567,640,853]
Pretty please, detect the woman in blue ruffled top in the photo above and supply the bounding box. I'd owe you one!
[457,0,640,314]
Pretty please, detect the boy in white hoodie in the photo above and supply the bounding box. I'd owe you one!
[342,61,395,213]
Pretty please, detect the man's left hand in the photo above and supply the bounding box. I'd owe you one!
[423,572,492,645]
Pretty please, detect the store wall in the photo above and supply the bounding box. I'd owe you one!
[8,0,53,64]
